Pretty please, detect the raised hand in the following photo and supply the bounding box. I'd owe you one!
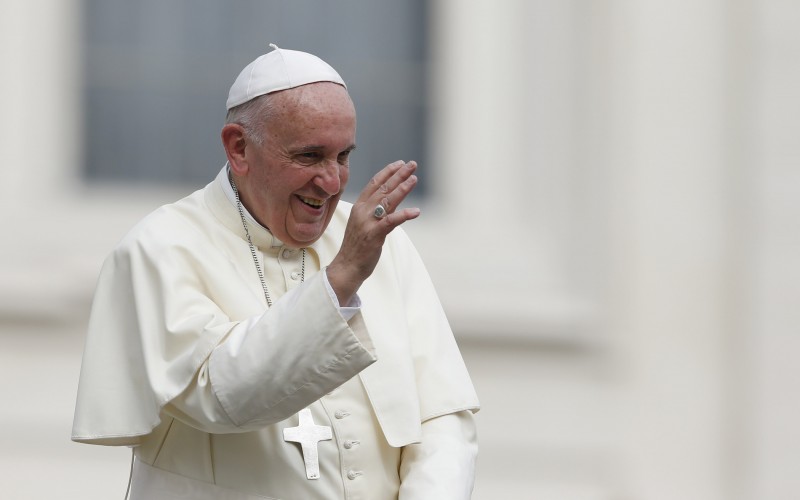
[326,160,420,304]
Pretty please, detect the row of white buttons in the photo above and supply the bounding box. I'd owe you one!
[335,409,362,480]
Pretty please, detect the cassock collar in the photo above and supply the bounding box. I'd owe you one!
[208,165,285,249]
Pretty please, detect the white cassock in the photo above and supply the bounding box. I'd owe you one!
[72,167,480,499]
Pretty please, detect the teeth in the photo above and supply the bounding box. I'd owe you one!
[299,196,324,208]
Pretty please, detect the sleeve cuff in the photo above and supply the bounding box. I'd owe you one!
[322,266,362,321]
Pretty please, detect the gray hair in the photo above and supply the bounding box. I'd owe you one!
[224,94,277,145]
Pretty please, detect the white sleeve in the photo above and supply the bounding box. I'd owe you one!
[399,410,479,500]
[164,272,376,433]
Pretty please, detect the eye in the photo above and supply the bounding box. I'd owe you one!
[295,151,320,164]
[338,149,353,164]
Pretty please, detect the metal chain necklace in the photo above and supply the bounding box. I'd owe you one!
[230,174,305,307]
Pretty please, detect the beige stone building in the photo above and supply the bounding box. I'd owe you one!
[1,1,798,498]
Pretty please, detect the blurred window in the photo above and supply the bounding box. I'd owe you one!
[82,0,429,196]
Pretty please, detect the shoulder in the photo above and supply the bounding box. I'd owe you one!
[112,187,212,260]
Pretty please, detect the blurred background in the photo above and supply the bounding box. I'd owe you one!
[1,0,798,498]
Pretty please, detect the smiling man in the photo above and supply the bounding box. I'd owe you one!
[72,45,479,499]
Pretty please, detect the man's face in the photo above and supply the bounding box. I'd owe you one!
[238,82,356,247]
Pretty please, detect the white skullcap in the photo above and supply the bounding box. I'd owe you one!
[226,44,346,110]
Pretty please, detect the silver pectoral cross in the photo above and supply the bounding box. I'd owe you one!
[283,408,332,480]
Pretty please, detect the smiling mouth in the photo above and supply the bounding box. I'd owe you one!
[298,195,324,208]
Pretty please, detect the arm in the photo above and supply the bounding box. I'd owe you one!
[399,411,479,500]
[164,271,376,433]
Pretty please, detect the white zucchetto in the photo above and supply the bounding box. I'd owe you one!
[226,44,346,110]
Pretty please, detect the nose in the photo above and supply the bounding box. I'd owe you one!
[314,160,341,194]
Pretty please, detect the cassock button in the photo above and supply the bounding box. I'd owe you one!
[282,249,294,259]
[343,439,359,449]
[334,410,350,419]
[290,271,301,281]
[347,470,362,480]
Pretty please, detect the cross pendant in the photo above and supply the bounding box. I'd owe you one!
[283,407,332,480]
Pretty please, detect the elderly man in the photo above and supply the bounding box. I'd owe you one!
[73,45,479,499]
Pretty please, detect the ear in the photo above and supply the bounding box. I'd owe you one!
[221,124,249,175]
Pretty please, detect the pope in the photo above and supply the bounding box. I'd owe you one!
[72,44,480,500]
